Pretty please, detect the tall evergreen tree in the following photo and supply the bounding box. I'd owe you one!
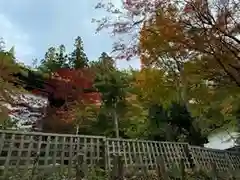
[38,45,68,73]
[55,45,69,68]
[69,36,88,69]
[92,53,129,137]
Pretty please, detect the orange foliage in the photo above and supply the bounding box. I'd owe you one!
[46,68,98,101]
[38,68,101,132]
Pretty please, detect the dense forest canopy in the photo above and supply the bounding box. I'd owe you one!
[0,0,239,147]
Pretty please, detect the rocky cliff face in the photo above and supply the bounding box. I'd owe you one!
[3,93,48,131]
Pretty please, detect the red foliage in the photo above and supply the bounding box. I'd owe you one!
[31,68,101,133]
[44,68,101,104]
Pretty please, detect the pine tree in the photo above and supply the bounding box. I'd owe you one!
[69,36,88,69]
[38,45,68,73]
[92,53,129,137]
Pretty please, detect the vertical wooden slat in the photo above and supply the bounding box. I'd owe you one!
[150,142,156,167]
[111,140,116,169]
[26,136,34,169]
[90,138,94,166]
[60,137,66,172]
[112,140,116,155]
[61,137,66,171]
[15,134,24,169]
[141,141,147,167]
[4,134,15,177]
[76,137,80,152]
[44,136,51,166]
[155,142,160,157]
[83,137,87,163]
[146,142,153,168]
[68,137,73,177]
[0,133,5,154]
[36,135,42,166]
[117,139,121,158]
[122,141,127,167]
[104,138,110,172]
[132,141,137,165]
[162,143,168,168]
[137,141,143,166]
[83,137,87,175]
[96,138,100,162]
[25,136,33,171]
[127,141,132,165]
[52,136,58,167]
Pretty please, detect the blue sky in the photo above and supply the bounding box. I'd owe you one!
[0,0,140,69]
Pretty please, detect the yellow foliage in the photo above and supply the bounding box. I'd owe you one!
[133,68,179,107]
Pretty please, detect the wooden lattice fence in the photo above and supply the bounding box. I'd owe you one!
[105,138,192,170]
[0,130,106,177]
[0,130,240,178]
[189,146,240,172]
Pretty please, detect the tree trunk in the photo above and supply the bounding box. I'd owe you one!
[76,125,79,135]
[113,103,119,138]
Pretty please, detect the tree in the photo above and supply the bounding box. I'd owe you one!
[91,52,130,138]
[35,37,99,133]
[0,45,25,129]
[40,68,101,133]
[38,45,69,74]
[133,68,178,107]
[94,0,240,140]
[69,36,89,69]
[132,68,208,145]
[95,0,240,86]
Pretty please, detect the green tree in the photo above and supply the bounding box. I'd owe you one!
[69,36,89,69]
[38,45,68,73]
[91,53,129,137]
[133,68,209,145]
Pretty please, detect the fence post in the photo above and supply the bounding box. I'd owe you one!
[110,155,124,180]
[225,152,235,170]
[210,162,218,180]
[156,156,170,180]
[103,137,109,173]
[184,145,195,170]
[75,153,86,180]
[180,158,186,180]
[225,152,236,179]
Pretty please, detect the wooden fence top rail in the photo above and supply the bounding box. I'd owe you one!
[106,138,190,145]
[0,130,105,139]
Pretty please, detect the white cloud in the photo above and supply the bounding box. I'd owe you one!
[0,14,34,65]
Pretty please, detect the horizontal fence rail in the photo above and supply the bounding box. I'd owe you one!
[0,130,240,178]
